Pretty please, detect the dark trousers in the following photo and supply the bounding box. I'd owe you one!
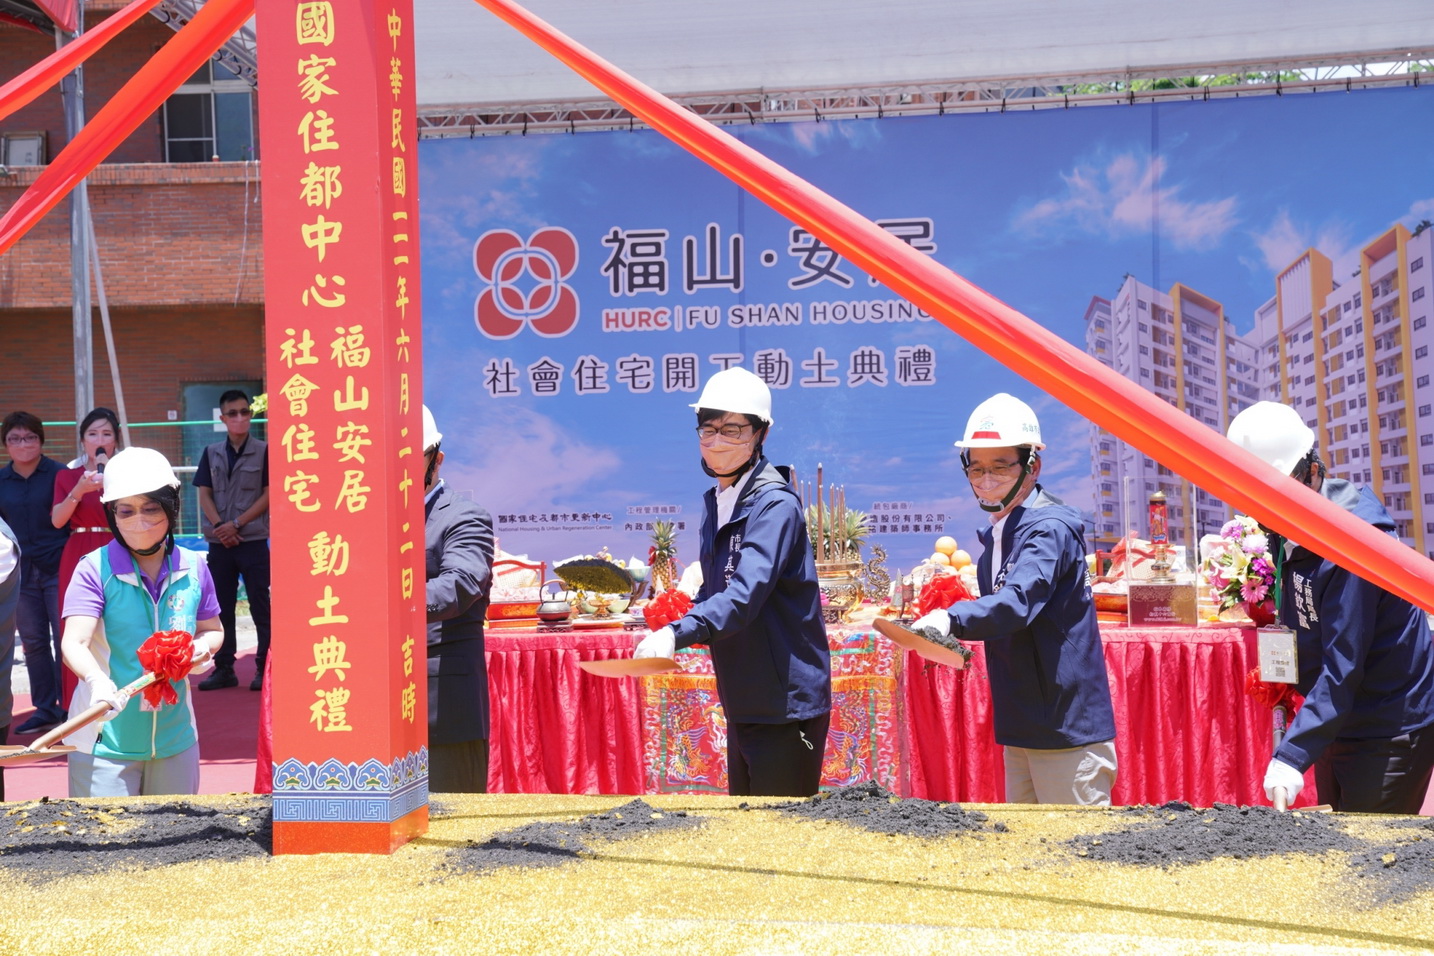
[429,738,489,793]
[16,561,63,721]
[1314,724,1434,814]
[727,712,830,797]
[207,539,272,672]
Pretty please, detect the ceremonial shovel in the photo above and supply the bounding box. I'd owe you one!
[0,672,158,766]
[578,657,680,678]
[872,617,970,669]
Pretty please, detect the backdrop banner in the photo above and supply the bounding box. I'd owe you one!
[419,76,1434,590]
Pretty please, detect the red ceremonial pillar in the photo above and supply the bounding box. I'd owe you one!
[255,0,428,855]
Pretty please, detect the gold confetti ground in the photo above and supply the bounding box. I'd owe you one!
[0,793,1430,955]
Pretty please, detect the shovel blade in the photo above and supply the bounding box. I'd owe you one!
[0,744,76,766]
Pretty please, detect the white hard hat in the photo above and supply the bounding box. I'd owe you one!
[954,393,1044,450]
[689,367,773,425]
[1227,401,1315,474]
[422,405,442,452]
[100,447,181,502]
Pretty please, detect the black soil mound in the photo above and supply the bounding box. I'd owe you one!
[1346,817,1434,904]
[769,781,1007,838]
[0,797,272,882]
[1065,802,1361,867]
[445,798,703,875]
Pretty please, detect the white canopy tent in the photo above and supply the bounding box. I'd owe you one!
[414,0,1434,131]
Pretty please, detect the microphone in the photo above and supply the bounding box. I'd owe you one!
[94,450,109,474]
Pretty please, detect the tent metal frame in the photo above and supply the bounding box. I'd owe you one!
[413,49,1434,137]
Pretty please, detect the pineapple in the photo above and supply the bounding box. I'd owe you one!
[649,520,678,594]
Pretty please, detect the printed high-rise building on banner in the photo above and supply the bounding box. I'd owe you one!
[1087,221,1434,559]
[255,0,429,856]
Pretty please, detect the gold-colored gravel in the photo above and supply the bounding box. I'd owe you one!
[0,793,1430,955]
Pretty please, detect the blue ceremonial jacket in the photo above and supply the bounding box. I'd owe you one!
[949,486,1116,750]
[671,459,831,723]
[1274,478,1434,771]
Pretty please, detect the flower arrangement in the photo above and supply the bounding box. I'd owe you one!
[1205,515,1277,622]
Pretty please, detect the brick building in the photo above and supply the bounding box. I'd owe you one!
[1,2,264,475]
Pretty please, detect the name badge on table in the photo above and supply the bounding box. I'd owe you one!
[1257,626,1298,684]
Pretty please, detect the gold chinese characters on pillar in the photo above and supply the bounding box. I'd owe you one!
[256,0,427,856]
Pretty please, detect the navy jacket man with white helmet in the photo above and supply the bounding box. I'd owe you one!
[635,367,831,796]
[914,393,1117,805]
[1228,400,1434,813]
[421,405,496,793]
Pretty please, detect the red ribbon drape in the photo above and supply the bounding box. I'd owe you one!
[471,0,1434,616]
[0,0,163,125]
[0,0,253,257]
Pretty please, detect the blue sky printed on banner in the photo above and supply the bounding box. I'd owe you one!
[418,85,1434,572]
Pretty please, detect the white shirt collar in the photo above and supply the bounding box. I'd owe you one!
[715,467,757,528]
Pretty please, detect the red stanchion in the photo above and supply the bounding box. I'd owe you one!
[0,0,253,257]
[0,0,163,125]
[470,0,1434,614]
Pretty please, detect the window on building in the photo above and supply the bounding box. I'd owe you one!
[1421,405,1432,417]
[1423,434,1433,446]
[1414,257,1425,272]
[1415,289,1426,303]
[1424,464,1434,476]
[1418,347,1429,359]
[163,59,255,162]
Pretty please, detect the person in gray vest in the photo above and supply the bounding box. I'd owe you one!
[194,389,271,691]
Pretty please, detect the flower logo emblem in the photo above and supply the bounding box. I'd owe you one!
[473,227,580,339]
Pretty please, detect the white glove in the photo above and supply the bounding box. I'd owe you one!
[85,674,130,721]
[188,636,216,676]
[913,609,952,638]
[1263,758,1305,805]
[634,626,676,660]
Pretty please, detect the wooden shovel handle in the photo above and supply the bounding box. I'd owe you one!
[26,672,160,753]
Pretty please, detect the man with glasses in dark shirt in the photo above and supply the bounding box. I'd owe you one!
[0,411,71,732]
[193,390,271,692]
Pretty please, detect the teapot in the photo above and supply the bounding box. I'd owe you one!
[536,580,575,623]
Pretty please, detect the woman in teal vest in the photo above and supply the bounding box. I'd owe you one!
[60,447,222,797]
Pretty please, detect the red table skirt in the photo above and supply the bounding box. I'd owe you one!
[485,629,647,794]
[485,622,1317,807]
[903,623,1316,808]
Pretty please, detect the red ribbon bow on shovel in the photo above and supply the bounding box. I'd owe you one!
[643,588,693,631]
[136,629,197,708]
